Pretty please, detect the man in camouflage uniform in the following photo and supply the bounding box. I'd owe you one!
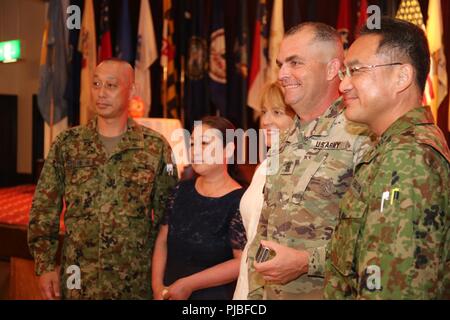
[325,18,450,299]
[28,59,178,299]
[247,23,373,299]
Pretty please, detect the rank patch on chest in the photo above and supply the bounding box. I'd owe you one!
[280,160,297,175]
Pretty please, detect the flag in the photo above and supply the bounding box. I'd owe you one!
[135,0,158,117]
[426,0,448,122]
[116,0,133,63]
[355,0,368,37]
[161,0,178,118]
[337,0,352,50]
[37,0,69,125]
[267,0,284,83]
[448,99,450,132]
[284,0,301,31]
[78,0,96,125]
[174,0,189,124]
[307,0,317,21]
[247,0,269,110]
[396,0,437,117]
[395,0,425,26]
[228,0,249,128]
[65,0,83,126]
[185,0,210,129]
[209,0,227,116]
[98,0,112,63]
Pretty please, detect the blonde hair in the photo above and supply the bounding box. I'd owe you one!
[260,82,295,116]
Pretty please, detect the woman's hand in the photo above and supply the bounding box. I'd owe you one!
[166,278,194,300]
[152,283,169,300]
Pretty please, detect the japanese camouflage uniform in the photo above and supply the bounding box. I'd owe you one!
[325,106,450,299]
[247,97,374,299]
[28,118,178,299]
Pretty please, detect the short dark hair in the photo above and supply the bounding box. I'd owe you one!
[194,116,247,187]
[285,22,341,44]
[359,16,430,92]
[199,116,236,146]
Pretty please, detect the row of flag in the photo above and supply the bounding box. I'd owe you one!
[37,0,449,143]
[336,0,448,129]
[37,0,302,133]
[38,0,160,128]
[395,0,448,127]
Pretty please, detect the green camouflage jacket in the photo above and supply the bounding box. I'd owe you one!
[28,118,178,299]
[324,106,450,299]
[247,98,373,299]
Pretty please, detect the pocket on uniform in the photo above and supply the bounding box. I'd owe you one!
[65,165,98,219]
[119,164,155,217]
[119,164,155,186]
[329,196,367,277]
[70,166,97,185]
[291,152,329,204]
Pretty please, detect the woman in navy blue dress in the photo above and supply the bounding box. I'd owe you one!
[152,116,247,300]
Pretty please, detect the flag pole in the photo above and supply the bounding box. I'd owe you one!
[162,65,168,118]
[180,55,186,126]
[49,97,54,153]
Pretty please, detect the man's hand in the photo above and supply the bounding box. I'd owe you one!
[166,278,193,300]
[38,268,61,300]
[253,240,309,285]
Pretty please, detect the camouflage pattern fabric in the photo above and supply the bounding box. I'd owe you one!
[324,106,450,299]
[247,98,374,299]
[28,118,178,299]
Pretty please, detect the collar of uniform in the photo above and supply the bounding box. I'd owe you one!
[115,118,145,152]
[284,116,302,145]
[379,106,434,145]
[304,96,343,139]
[284,97,343,145]
[84,117,145,151]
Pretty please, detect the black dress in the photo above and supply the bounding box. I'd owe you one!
[162,179,247,300]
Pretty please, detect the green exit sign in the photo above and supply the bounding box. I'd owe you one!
[0,40,21,63]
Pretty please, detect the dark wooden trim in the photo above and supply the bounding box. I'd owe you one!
[13,174,34,186]
[32,94,44,185]
[0,223,64,262]
[0,95,18,187]
[0,224,32,259]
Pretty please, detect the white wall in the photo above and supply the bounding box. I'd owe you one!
[0,0,46,174]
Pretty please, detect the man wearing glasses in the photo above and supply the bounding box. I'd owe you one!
[28,59,178,299]
[246,22,373,299]
[325,17,450,299]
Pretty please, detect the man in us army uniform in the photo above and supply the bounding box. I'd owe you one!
[247,22,373,299]
[325,17,450,299]
[28,59,178,299]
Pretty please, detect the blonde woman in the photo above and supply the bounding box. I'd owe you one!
[233,82,295,299]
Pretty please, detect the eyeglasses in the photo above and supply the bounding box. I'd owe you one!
[338,62,403,80]
[92,80,119,90]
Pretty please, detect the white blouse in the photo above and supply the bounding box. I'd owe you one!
[233,159,268,300]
